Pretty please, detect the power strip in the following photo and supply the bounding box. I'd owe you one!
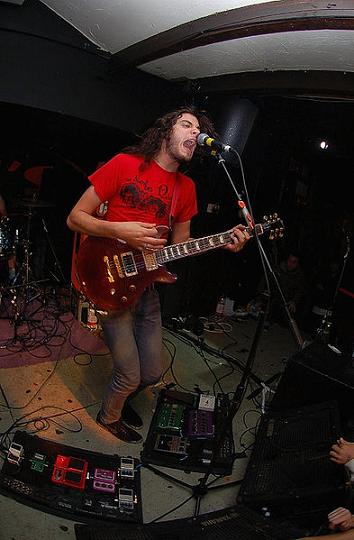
[198,394,216,411]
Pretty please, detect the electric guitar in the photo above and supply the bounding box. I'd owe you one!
[76,214,284,312]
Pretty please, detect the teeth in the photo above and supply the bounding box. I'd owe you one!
[184,140,195,149]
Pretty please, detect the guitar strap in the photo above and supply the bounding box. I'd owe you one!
[168,173,180,237]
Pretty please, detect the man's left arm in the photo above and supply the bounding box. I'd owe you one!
[170,221,250,253]
[171,221,191,244]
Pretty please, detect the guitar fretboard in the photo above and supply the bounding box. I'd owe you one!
[155,224,261,264]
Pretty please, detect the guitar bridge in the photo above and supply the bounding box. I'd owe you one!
[121,251,138,277]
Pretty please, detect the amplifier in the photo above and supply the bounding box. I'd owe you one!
[238,400,350,529]
[75,504,301,540]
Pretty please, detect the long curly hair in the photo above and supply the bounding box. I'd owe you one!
[123,106,216,162]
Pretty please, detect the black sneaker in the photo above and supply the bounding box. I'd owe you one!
[121,403,143,430]
[96,413,143,444]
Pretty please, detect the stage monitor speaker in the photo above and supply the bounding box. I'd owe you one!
[237,400,349,530]
[75,504,301,540]
[270,340,354,423]
[216,98,258,156]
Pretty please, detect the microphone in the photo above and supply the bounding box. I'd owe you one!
[197,133,232,153]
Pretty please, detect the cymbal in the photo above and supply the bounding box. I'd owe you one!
[17,198,55,208]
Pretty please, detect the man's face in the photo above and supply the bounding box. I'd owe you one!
[165,113,201,163]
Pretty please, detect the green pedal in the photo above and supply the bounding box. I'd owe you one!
[156,402,185,434]
[30,452,48,473]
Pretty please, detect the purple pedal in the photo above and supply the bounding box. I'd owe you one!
[93,467,116,493]
[186,409,214,439]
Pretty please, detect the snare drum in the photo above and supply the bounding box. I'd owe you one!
[0,217,16,258]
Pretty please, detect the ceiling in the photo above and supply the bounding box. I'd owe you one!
[38,0,354,82]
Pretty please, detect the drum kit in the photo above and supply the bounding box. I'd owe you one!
[0,196,65,331]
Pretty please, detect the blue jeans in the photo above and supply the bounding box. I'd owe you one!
[98,288,163,425]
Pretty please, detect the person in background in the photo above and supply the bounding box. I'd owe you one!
[297,507,354,539]
[249,249,310,329]
[67,106,250,444]
[330,437,354,479]
[296,439,354,538]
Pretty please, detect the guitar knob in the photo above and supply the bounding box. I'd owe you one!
[121,296,128,303]
[129,285,136,292]
[109,288,116,295]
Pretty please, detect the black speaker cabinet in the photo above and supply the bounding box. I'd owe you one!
[75,505,300,540]
[271,340,354,423]
[238,400,350,530]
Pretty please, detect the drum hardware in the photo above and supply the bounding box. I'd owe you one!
[0,203,64,339]
[0,208,43,336]
[0,216,19,259]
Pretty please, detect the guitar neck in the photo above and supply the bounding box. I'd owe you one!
[155,224,262,264]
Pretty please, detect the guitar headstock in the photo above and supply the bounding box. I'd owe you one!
[256,213,284,241]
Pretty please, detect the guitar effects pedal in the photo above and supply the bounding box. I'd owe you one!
[51,455,88,490]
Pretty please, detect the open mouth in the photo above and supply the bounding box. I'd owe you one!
[183,139,196,152]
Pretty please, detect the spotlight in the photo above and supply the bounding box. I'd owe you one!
[319,140,329,150]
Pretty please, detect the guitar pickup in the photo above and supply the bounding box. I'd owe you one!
[143,251,158,271]
[121,252,138,277]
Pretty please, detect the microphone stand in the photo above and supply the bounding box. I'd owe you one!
[316,232,351,344]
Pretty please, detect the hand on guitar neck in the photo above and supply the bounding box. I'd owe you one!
[223,224,250,253]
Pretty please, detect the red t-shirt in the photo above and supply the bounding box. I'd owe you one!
[89,154,197,226]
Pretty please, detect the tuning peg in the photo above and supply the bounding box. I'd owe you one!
[263,215,268,222]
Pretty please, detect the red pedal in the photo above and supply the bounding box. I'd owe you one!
[51,455,88,490]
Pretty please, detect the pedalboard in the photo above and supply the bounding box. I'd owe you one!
[0,431,142,523]
[141,390,234,475]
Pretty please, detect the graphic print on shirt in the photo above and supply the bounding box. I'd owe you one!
[119,176,171,219]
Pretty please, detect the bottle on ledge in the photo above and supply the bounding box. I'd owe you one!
[216,295,226,317]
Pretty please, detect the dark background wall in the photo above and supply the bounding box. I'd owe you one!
[0,0,178,132]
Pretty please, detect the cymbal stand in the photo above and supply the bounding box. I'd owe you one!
[41,217,66,284]
[9,207,45,329]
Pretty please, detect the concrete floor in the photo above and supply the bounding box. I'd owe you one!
[0,307,299,540]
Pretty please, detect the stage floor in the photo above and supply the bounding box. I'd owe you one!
[0,289,300,540]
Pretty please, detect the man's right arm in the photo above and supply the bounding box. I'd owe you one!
[67,186,167,250]
[67,186,118,238]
